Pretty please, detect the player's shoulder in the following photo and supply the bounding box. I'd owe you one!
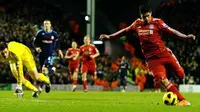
[67,48,73,51]
[51,30,58,35]
[89,44,97,48]
[134,18,143,23]
[8,41,19,46]
[52,30,58,33]
[36,29,44,35]
[152,18,167,27]
[8,41,21,50]
[132,18,143,26]
[152,18,164,23]
[80,45,85,48]
[89,44,95,46]
[51,30,58,38]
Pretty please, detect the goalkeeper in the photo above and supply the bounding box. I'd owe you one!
[0,41,51,98]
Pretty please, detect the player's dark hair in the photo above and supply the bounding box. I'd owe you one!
[0,42,7,51]
[139,4,152,15]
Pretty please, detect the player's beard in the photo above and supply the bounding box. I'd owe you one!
[144,19,148,26]
[2,54,7,59]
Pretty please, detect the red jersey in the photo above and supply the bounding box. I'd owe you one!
[66,48,80,66]
[80,44,99,63]
[110,17,187,59]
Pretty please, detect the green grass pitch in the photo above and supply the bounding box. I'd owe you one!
[0,91,199,112]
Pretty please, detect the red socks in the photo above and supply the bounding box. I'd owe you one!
[83,80,87,90]
[73,80,77,85]
[166,83,185,101]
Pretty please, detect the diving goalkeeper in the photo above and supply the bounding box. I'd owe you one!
[0,41,51,98]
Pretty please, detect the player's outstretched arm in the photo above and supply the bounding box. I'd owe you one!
[159,19,196,40]
[99,28,130,40]
[99,19,138,40]
[186,34,196,40]
[168,27,195,40]
[99,34,110,40]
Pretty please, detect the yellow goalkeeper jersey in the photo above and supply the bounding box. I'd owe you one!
[0,41,36,73]
[8,41,27,61]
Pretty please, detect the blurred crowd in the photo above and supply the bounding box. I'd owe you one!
[0,0,200,91]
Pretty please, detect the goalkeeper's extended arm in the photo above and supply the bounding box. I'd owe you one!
[9,60,23,86]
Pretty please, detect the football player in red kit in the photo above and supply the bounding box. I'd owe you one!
[100,4,195,106]
[80,35,100,92]
[65,41,80,91]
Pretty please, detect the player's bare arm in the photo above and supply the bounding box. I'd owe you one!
[186,34,196,40]
[160,21,196,40]
[99,19,138,40]
[58,49,64,59]
[33,34,42,53]
[168,27,196,40]
[99,34,110,39]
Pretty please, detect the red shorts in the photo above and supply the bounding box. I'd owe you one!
[69,64,79,74]
[81,62,96,75]
[146,49,185,82]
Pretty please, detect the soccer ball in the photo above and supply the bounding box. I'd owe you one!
[162,92,178,105]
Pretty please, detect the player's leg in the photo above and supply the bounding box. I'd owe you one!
[88,63,97,85]
[119,76,123,91]
[71,67,78,92]
[121,78,127,92]
[81,64,88,92]
[92,63,97,80]
[119,74,125,92]
[123,72,128,91]
[39,56,55,91]
[24,53,51,93]
[40,56,55,89]
[123,77,127,91]
[43,56,56,76]
[29,69,51,93]
[23,78,42,98]
[39,55,45,72]
[162,78,190,106]
[154,79,161,92]
[37,55,46,91]
[150,64,189,106]
[167,51,185,79]
[166,52,190,106]
[23,78,38,92]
